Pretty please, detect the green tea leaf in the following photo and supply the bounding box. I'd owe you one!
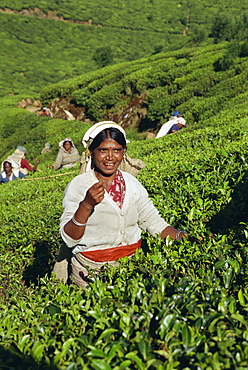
[238,289,246,306]
[231,314,248,330]
[182,323,191,348]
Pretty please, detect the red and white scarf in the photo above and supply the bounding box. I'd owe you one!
[107,169,126,209]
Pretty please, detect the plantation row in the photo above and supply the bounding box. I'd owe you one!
[0,109,247,369]
[2,40,248,164]
[39,42,248,126]
[40,43,226,102]
[1,12,179,97]
[2,0,248,97]
[0,104,91,162]
[0,0,243,31]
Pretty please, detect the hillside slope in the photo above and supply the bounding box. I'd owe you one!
[1,39,248,161]
[0,0,244,32]
[39,42,248,131]
[1,0,248,96]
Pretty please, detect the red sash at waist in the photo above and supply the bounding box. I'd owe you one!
[81,239,142,262]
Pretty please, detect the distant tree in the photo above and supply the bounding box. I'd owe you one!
[93,47,114,68]
[153,43,164,54]
[190,25,207,60]
[213,56,231,72]
[190,25,207,45]
[211,14,233,43]
[226,41,241,59]
[213,41,241,72]
[240,41,248,57]
[233,12,248,41]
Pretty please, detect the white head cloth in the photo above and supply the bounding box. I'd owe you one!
[82,121,128,148]
[177,117,186,125]
[59,137,75,149]
[156,117,186,138]
[43,107,53,117]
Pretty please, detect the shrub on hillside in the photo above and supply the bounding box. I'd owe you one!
[239,41,248,57]
[92,46,114,68]
[71,87,91,107]
[86,81,125,120]
[1,110,42,140]
[144,87,172,121]
[210,13,234,43]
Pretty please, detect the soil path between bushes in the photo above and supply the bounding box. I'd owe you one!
[0,7,98,26]
[0,7,169,33]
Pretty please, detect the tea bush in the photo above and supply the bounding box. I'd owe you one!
[0,106,247,369]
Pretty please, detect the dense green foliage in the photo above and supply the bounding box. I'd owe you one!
[0,110,247,369]
[1,0,244,30]
[0,12,176,97]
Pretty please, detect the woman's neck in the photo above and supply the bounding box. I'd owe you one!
[94,170,117,191]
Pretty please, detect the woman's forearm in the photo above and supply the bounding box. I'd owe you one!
[63,200,93,239]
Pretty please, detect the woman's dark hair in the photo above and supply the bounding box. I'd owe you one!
[63,140,72,148]
[3,160,12,167]
[89,128,126,151]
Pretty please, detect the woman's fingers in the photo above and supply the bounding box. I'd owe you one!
[85,182,105,205]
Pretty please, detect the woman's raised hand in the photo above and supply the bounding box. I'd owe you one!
[83,181,105,208]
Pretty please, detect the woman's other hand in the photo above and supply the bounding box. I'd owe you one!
[161,226,188,240]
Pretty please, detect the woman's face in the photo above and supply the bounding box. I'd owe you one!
[3,162,13,176]
[63,141,72,151]
[91,138,125,176]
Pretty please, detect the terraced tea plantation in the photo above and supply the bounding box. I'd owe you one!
[0,6,248,365]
